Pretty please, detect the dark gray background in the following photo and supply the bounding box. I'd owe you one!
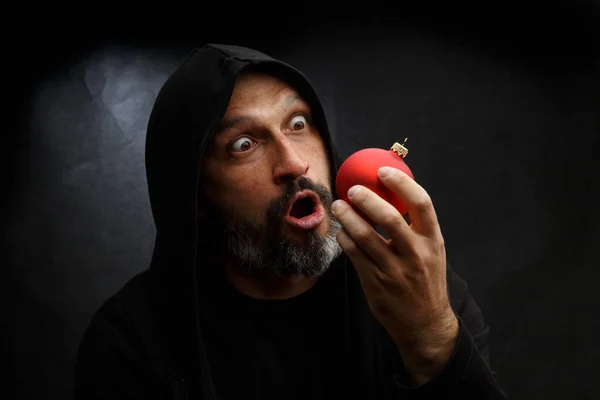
[4,4,600,399]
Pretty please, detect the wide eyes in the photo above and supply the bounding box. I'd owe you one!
[229,114,308,153]
[289,115,307,131]
[230,137,253,152]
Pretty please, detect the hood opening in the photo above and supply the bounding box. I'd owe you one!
[144,43,349,399]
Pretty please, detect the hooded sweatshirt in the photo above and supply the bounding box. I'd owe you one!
[74,44,509,400]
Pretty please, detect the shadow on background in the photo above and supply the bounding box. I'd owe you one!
[3,3,600,399]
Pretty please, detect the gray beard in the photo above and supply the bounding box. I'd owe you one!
[225,212,342,278]
[206,177,343,278]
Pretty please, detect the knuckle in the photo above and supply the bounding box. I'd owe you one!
[344,239,359,254]
[337,230,355,252]
[347,240,366,258]
[436,234,445,248]
[353,226,372,243]
[426,229,445,251]
[408,258,429,279]
[434,235,446,254]
[375,269,399,289]
[415,192,434,212]
[379,210,403,229]
[407,241,428,261]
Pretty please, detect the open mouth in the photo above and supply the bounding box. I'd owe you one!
[288,194,317,219]
[284,191,325,230]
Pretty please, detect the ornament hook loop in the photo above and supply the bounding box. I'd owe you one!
[390,138,409,158]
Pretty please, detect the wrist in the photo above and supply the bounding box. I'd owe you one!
[395,311,460,384]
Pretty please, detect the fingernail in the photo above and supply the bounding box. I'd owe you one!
[378,166,395,178]
[331,200,342,212]
[347,185,362,199]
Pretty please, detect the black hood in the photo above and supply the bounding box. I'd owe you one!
[146,44,342,239]
[144,44,350,399]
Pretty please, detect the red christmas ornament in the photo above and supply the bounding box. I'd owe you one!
[335,139,414,226]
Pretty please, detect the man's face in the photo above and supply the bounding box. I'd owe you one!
[200,71,342,277]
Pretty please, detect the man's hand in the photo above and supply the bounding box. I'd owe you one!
[331,166,459,386]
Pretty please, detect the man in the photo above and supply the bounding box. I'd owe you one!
[75,44,508,399]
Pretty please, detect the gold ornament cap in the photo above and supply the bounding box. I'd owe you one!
[390,138,409,158]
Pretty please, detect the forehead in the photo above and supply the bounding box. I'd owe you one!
[226,71,303,111]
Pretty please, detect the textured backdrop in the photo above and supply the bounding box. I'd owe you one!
[4,5,600,399]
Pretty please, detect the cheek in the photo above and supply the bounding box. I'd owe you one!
[220,169,272,212]
[202,158,271,220]
[306,141,332,188]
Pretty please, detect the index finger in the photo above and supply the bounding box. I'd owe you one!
[377,166,441,238]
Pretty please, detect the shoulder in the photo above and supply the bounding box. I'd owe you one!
[78,270,155,352]
[104,269,153,315]
[76,268,172,372]
[74,270,176,398]
[86,270,154,330]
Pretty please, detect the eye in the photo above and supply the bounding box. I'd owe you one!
[230,137,254,152]
[289,115,307,131]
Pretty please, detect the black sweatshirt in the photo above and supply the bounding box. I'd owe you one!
[74,44,509,399]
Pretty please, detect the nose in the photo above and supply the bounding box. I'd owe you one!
[272,138,309,185]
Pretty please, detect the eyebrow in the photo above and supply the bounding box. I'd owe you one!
[214,116,252,137]
[213,94,303,137]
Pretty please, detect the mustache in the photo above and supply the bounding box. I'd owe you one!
[200,176,334,245]
[267,176,334,221]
